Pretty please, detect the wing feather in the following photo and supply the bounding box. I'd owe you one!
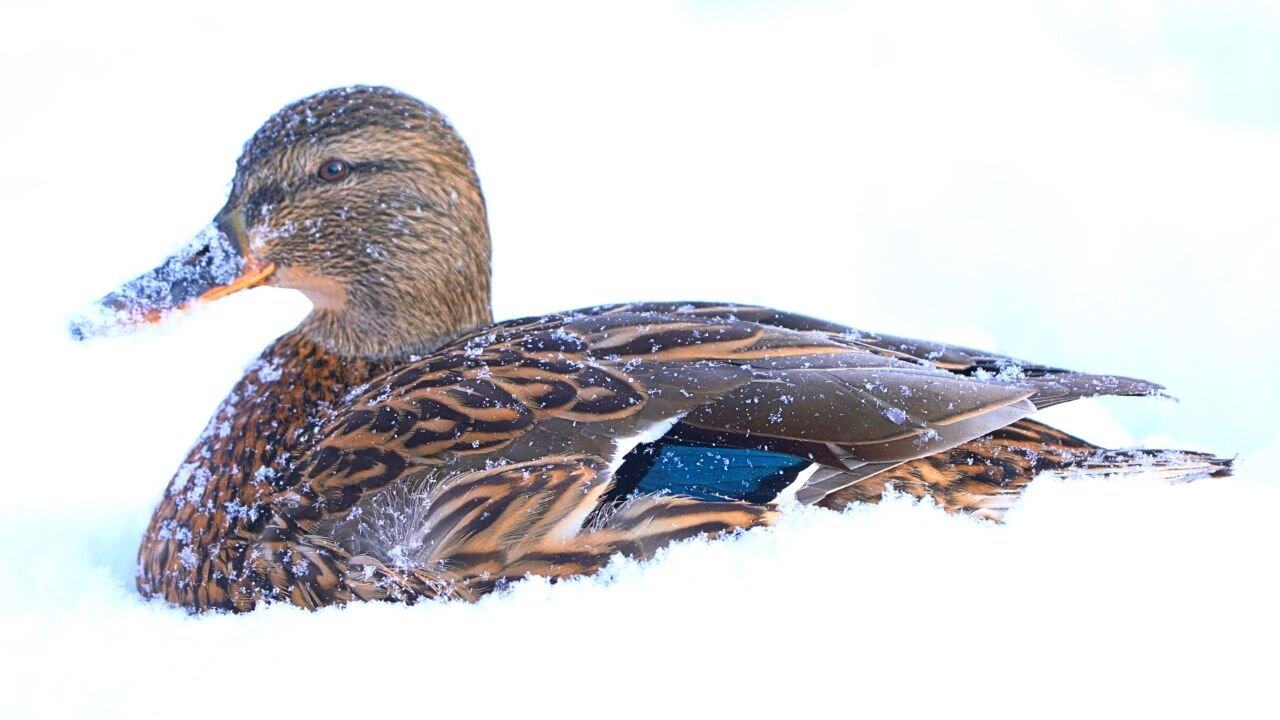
[267,301,1169,603]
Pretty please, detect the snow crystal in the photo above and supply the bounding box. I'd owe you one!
[253,359,284,383]
[222,498,255,523]
[883,406,909,425]
[177,546,199,570]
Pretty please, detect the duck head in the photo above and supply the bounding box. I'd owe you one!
[71,86,492,359]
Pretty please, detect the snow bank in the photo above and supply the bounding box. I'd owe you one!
[2,451,1277,718]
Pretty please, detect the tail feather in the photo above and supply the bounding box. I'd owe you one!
[815,419,1233,521]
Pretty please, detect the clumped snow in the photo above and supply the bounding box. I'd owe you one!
[67,222,244,341]
[3,2,1279,719]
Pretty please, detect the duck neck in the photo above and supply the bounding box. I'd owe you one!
[299,283,493,360]
[294,247,494,359]
[136,330,394,610]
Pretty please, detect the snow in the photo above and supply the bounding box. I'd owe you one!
[3,1,1279,718]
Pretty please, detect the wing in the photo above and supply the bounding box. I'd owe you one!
[595,302,1164,408]
[249,302,1166,603]
[294,302,1054,504]
[283,301,1167,515]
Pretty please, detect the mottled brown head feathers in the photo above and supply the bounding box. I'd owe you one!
[230,86,492,359]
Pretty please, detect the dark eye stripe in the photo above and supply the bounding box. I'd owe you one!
[349,159,409,173]
[240,159,410,215]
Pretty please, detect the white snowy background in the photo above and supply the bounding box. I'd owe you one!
[2,1,1278,717]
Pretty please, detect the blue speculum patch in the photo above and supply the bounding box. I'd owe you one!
[613,438,812,504]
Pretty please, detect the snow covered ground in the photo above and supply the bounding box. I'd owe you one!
[2,1,1278,717]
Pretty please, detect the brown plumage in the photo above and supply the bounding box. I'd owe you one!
[817,419,1230,521]
[135,332,393,610]
[74,86,1230,612]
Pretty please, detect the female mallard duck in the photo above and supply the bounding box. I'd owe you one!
[73,86,1230,612]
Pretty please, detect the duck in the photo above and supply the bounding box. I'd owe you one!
[71,86,1232,612]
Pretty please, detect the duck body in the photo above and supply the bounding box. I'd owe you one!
[138,301,1227,611]
[75,86,1229,612]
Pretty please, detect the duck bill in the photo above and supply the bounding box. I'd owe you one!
[69,210,276,341]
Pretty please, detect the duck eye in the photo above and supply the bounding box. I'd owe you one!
[318,159,350,182]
